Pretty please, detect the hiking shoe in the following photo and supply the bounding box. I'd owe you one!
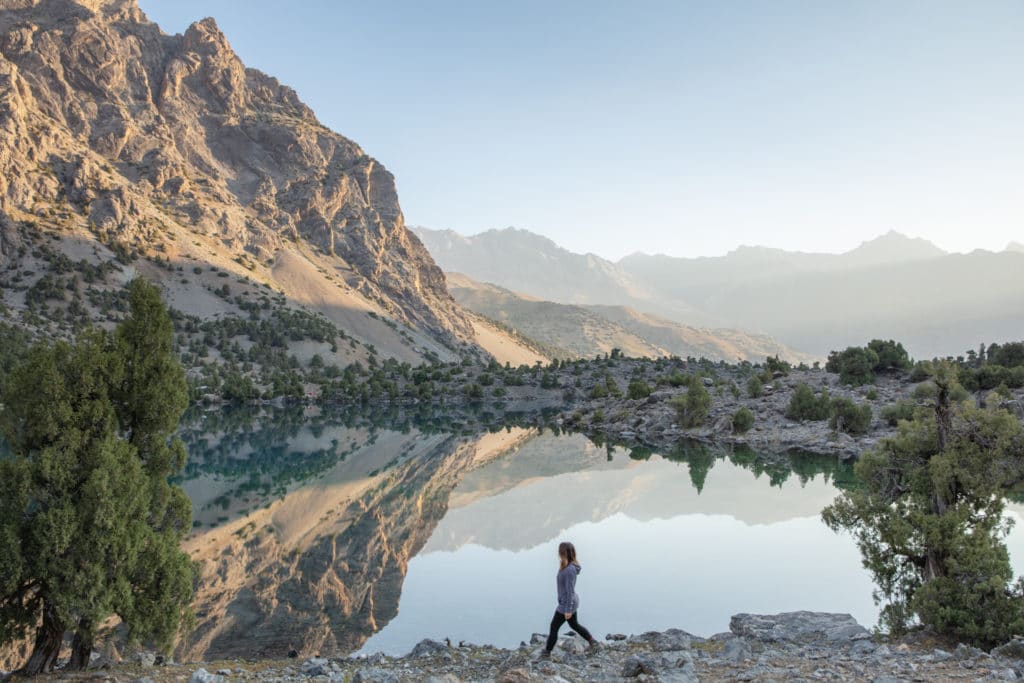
[587,640,601,653]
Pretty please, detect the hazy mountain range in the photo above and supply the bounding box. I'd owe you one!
[416,227,1024,358]
[446,273,811,363]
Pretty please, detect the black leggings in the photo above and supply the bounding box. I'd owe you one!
[545,609,594,651]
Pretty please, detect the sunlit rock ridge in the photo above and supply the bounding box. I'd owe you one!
[0,0,475,359]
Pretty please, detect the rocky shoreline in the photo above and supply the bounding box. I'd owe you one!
[561,368,1024,463]
[560,369,907,462]
[14,612,1024,683]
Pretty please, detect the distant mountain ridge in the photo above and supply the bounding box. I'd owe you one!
[623,230,946,273]
[416,227,1024,358]
[417,227,657,304]
[414,226,713,325]
[445,272,811,363]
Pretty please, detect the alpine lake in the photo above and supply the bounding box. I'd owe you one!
[174,404,1024,661]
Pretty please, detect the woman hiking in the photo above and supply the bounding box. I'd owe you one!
[540,541,599,658]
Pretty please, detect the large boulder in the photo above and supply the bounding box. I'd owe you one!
[628,628,700,651]
[409,639,449,658]
[730,611,869,643]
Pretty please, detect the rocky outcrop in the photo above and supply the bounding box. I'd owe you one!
[0,0,472,345]
[729,612,870,644]
[559,364,914,461]
[0,213,22,267]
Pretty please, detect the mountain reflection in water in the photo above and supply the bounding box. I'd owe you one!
[171,405,1024,660]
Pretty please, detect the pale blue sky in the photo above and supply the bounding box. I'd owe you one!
[139,1,1023,260]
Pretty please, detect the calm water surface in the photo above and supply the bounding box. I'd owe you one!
[176,407,1024,658]
[360,433,872,654]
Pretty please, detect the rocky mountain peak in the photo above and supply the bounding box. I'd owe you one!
[181,16,233,57]
[0,0,474,350]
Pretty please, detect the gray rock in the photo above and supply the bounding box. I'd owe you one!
[871,677,906,683]
[558,636,587,654]
[352,668,399,683]
[990,669,1019,681]
[737,665,770,681]
[658,671,699,683]
[722,637,752,662]
[189,668,224,683]
[629,628,699,651]
[957,643,987,660]
[621,654,660,677]
[132,651,157,667]
[301,657,330,676]
[605,633,628,641]
[130,679,155,683]
[932,648,953,662]
[530,633,547,645]
[849,639,876,656]
[216,670,232,677]
[993,638,1024,660]
[86,651,114,670]
[423,676,462,683]
[730,611,869,643]
[410,638,449,658]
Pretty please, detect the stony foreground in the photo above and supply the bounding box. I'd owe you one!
[12,612,1024,683]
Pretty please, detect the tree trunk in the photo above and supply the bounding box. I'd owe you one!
[925,369,953,580]
[924,549,946,582]
[935,378,951,454]
[68,619,93,670]
[22,604,64,675]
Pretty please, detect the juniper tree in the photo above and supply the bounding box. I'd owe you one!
[669,376,711,428]
[0,279,193,674]
[822,362,1024,647]
[785,383,832,421]
[825,346,880,385]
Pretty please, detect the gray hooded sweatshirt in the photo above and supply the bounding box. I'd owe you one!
[556,563,581,614]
